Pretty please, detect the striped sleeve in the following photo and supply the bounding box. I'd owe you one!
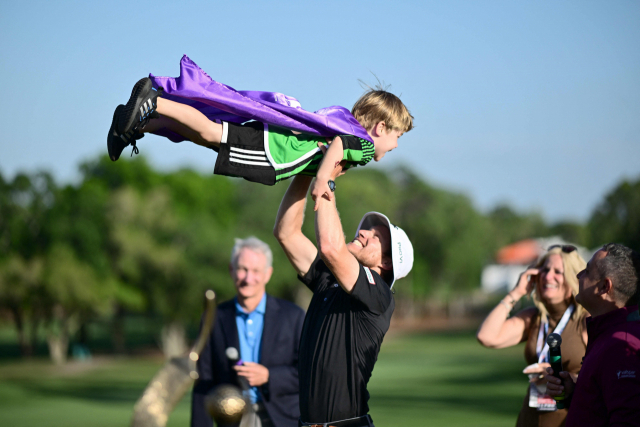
[339,135,375,166]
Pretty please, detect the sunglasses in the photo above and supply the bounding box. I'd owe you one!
[548,244,577,253]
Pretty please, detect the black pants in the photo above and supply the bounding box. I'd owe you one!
[298,414,374,427]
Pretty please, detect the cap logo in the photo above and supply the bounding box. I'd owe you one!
[397,242,403,263]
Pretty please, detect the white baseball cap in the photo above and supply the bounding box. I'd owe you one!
[355,212,414,288]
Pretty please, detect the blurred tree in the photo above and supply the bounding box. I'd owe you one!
[162,169,238,304]
[92,158,239,357]
[41,244,114,364]
[0,172,56,357]
[588,177,640,249]
[391,168,494,298]
[0,255,43,356]
[11,155,633,360]
[79,154,162,192]
[0,172,9,255]
[0,172,56,258]
[548,221,588,247]
[0,170,120,362]
[105,186,187,356]
[487,205,548,250]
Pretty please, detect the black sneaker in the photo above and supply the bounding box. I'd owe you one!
[108,104,144,161]
[117,77,163,135]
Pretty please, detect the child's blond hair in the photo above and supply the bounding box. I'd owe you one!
[351,90,414,133]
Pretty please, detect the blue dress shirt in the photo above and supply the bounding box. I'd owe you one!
[235,294,266,403]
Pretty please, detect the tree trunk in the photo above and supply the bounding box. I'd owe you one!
[111,305,126,354]
[9,305,32,357]
[160,321,187,359]
[46,306,70,365]
[78,321,89,345]
[29,317,39,357]
[47,331,69,365]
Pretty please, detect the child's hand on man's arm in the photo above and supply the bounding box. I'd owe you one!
[310,178,332,211]
[311,137,344,211]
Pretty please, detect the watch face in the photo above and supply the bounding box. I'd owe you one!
[328,180,336,192]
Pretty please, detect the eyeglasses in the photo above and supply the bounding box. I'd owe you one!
[548,244,577,253]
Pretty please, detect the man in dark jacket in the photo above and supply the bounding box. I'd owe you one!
[191,237,306,427]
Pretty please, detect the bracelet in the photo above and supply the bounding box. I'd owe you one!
[499,300,512,311]
[505,294,516,305]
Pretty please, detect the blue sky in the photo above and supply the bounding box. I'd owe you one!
[1,0,638,222]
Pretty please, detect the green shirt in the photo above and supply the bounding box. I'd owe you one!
[265,125,375,183]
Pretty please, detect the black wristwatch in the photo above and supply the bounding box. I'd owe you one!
[328,180,336,192]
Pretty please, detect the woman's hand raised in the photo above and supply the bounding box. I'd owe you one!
[511,268,539,300]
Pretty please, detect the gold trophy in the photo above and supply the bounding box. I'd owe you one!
[205,384,248,425]
[131,290,248,427]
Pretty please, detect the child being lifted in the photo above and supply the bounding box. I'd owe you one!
[107,56,413,208]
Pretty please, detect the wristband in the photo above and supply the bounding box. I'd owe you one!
[499,300,512,311]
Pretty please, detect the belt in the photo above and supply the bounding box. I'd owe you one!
[299,414,373,427]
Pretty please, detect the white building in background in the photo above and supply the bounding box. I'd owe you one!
[481,264,530,294]
[481,236,594,294]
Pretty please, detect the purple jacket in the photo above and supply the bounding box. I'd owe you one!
[566,305,640,427]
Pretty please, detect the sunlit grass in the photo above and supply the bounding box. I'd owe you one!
[368,330,525,426]
[0,331,526,427]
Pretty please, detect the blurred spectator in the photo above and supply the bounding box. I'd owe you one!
[546,243,640,427]
[191,237,305,427]
[477,245,588,426]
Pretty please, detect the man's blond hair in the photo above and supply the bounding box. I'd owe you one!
[351,90,414,133]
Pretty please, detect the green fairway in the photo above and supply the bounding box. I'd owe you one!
[0,330,527,427]
[368,330,525,426]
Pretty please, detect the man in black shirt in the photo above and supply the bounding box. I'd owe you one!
[273,175,414,427]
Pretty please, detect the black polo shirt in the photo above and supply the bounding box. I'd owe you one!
[297,255,394,423]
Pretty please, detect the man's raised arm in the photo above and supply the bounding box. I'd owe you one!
[315,194,360,293]
[273,175,318,277]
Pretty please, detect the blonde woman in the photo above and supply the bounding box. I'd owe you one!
[477,245,588,427]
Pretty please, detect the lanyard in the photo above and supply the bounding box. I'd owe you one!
[536,304,575,363]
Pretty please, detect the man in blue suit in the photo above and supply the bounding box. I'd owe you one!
[191,237,306,427]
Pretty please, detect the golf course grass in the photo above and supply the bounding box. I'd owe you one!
[0,330,527,427]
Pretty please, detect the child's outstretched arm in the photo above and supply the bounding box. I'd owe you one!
[311,137,344,211]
